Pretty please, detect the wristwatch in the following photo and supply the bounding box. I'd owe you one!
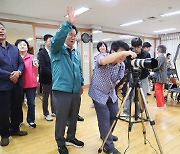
[18,70,22,76]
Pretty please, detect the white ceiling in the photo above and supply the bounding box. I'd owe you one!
[0,0,180,41]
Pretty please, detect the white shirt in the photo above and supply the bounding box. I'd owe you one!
[45,47,50,57]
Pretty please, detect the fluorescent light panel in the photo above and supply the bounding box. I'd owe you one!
[102,38,112,41]
[92,30,102,34]
[93,40,99,43]
[27,38,33,41]
[153,28,176,33]
[161,10,180,17]
[65,7,90,17]
[120,20,143,27]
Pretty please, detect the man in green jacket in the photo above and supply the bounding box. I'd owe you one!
[50,7,84,154]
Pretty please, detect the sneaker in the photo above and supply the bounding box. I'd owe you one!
[154,107,164,110]
[147,93,151,96]
[100,135,118,141]
[58,145,68,154]
[90,103,95,108]
[51,113,56,117]
[120,113,129,119]
[11,130,28,136]
[66,138,84,147]
[28,122,36,128]
[103,147,121,154]
[77,115,84,121]
[0,137,9,146]
[45,115,53,121]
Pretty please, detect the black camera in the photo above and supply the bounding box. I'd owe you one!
[130,58,158,69]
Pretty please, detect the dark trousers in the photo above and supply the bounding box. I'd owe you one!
[52,91,81,147]
[0,84,23,138]
[42,83,54,116]
[23,87,37,123]
[93,97,119,151]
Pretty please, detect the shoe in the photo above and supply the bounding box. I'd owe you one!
[58,145,68,154]
[103,147,121,154]
[120,113,129,119]
[11,130,28,136]
[112,135,118,141]
[78,115,84,121]
[147,93,151,96]
[90,103,95,108]
[100,135,118,141]
[28,122,36,128]
[45,115,53,121]
[19,122,23,127]
[66,138,84,147]
[154,106,165,110]
[51,113,56,117]
[0,137,9,146]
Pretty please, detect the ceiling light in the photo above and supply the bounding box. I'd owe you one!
[93,40,99,43]
[119,35,134,39]
[120,20,143,27]
[161,10,180,17]
[92,30,102,34]
[27,38,33,41]
[65,7,90,17]
[153,28,176,33]
[102,38,112,41]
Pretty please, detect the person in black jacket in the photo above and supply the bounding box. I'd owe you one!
[122,37,151,117]
[38,34,55,121]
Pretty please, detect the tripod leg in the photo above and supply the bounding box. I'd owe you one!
[98,87,133,153]
[139,87,164,154]
[138,88,147,144]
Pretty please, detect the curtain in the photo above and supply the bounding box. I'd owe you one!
[160,33,180,60]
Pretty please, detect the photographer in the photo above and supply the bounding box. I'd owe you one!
[122,37,151,117]
[88,40,136,154]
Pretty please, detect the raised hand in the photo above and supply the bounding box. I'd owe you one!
[67,6,77,24]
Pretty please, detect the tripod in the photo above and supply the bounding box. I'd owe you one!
[98,69,163,154]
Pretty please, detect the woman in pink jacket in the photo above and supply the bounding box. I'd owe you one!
[15,39,38,128]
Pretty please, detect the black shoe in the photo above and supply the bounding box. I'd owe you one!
[11,130,28,136]
[0,137,9,146]
[103,147,121,154]
[147,93,151,96]
[66,138,84,147]
[28,122,36,128]
[58,145,68,154]
[78,115,84,121]
[100,135,118,142]
[112,135,118,141]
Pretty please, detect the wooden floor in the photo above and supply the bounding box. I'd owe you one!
[0,88,180,154]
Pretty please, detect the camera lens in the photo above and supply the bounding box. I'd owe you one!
[131,58,158,69]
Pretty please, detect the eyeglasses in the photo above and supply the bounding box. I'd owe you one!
[68,33,77,38]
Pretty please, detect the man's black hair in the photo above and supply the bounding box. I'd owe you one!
[44,34,53,41]
[157,45,166,53]
[97,41,108,52]
[72,25,78,35]
[142,42,152,48]
[131,37,142,47]
[15,39,30,53]
[110,40,130,53]
[0,22,5,28]
[166,53,171,57]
